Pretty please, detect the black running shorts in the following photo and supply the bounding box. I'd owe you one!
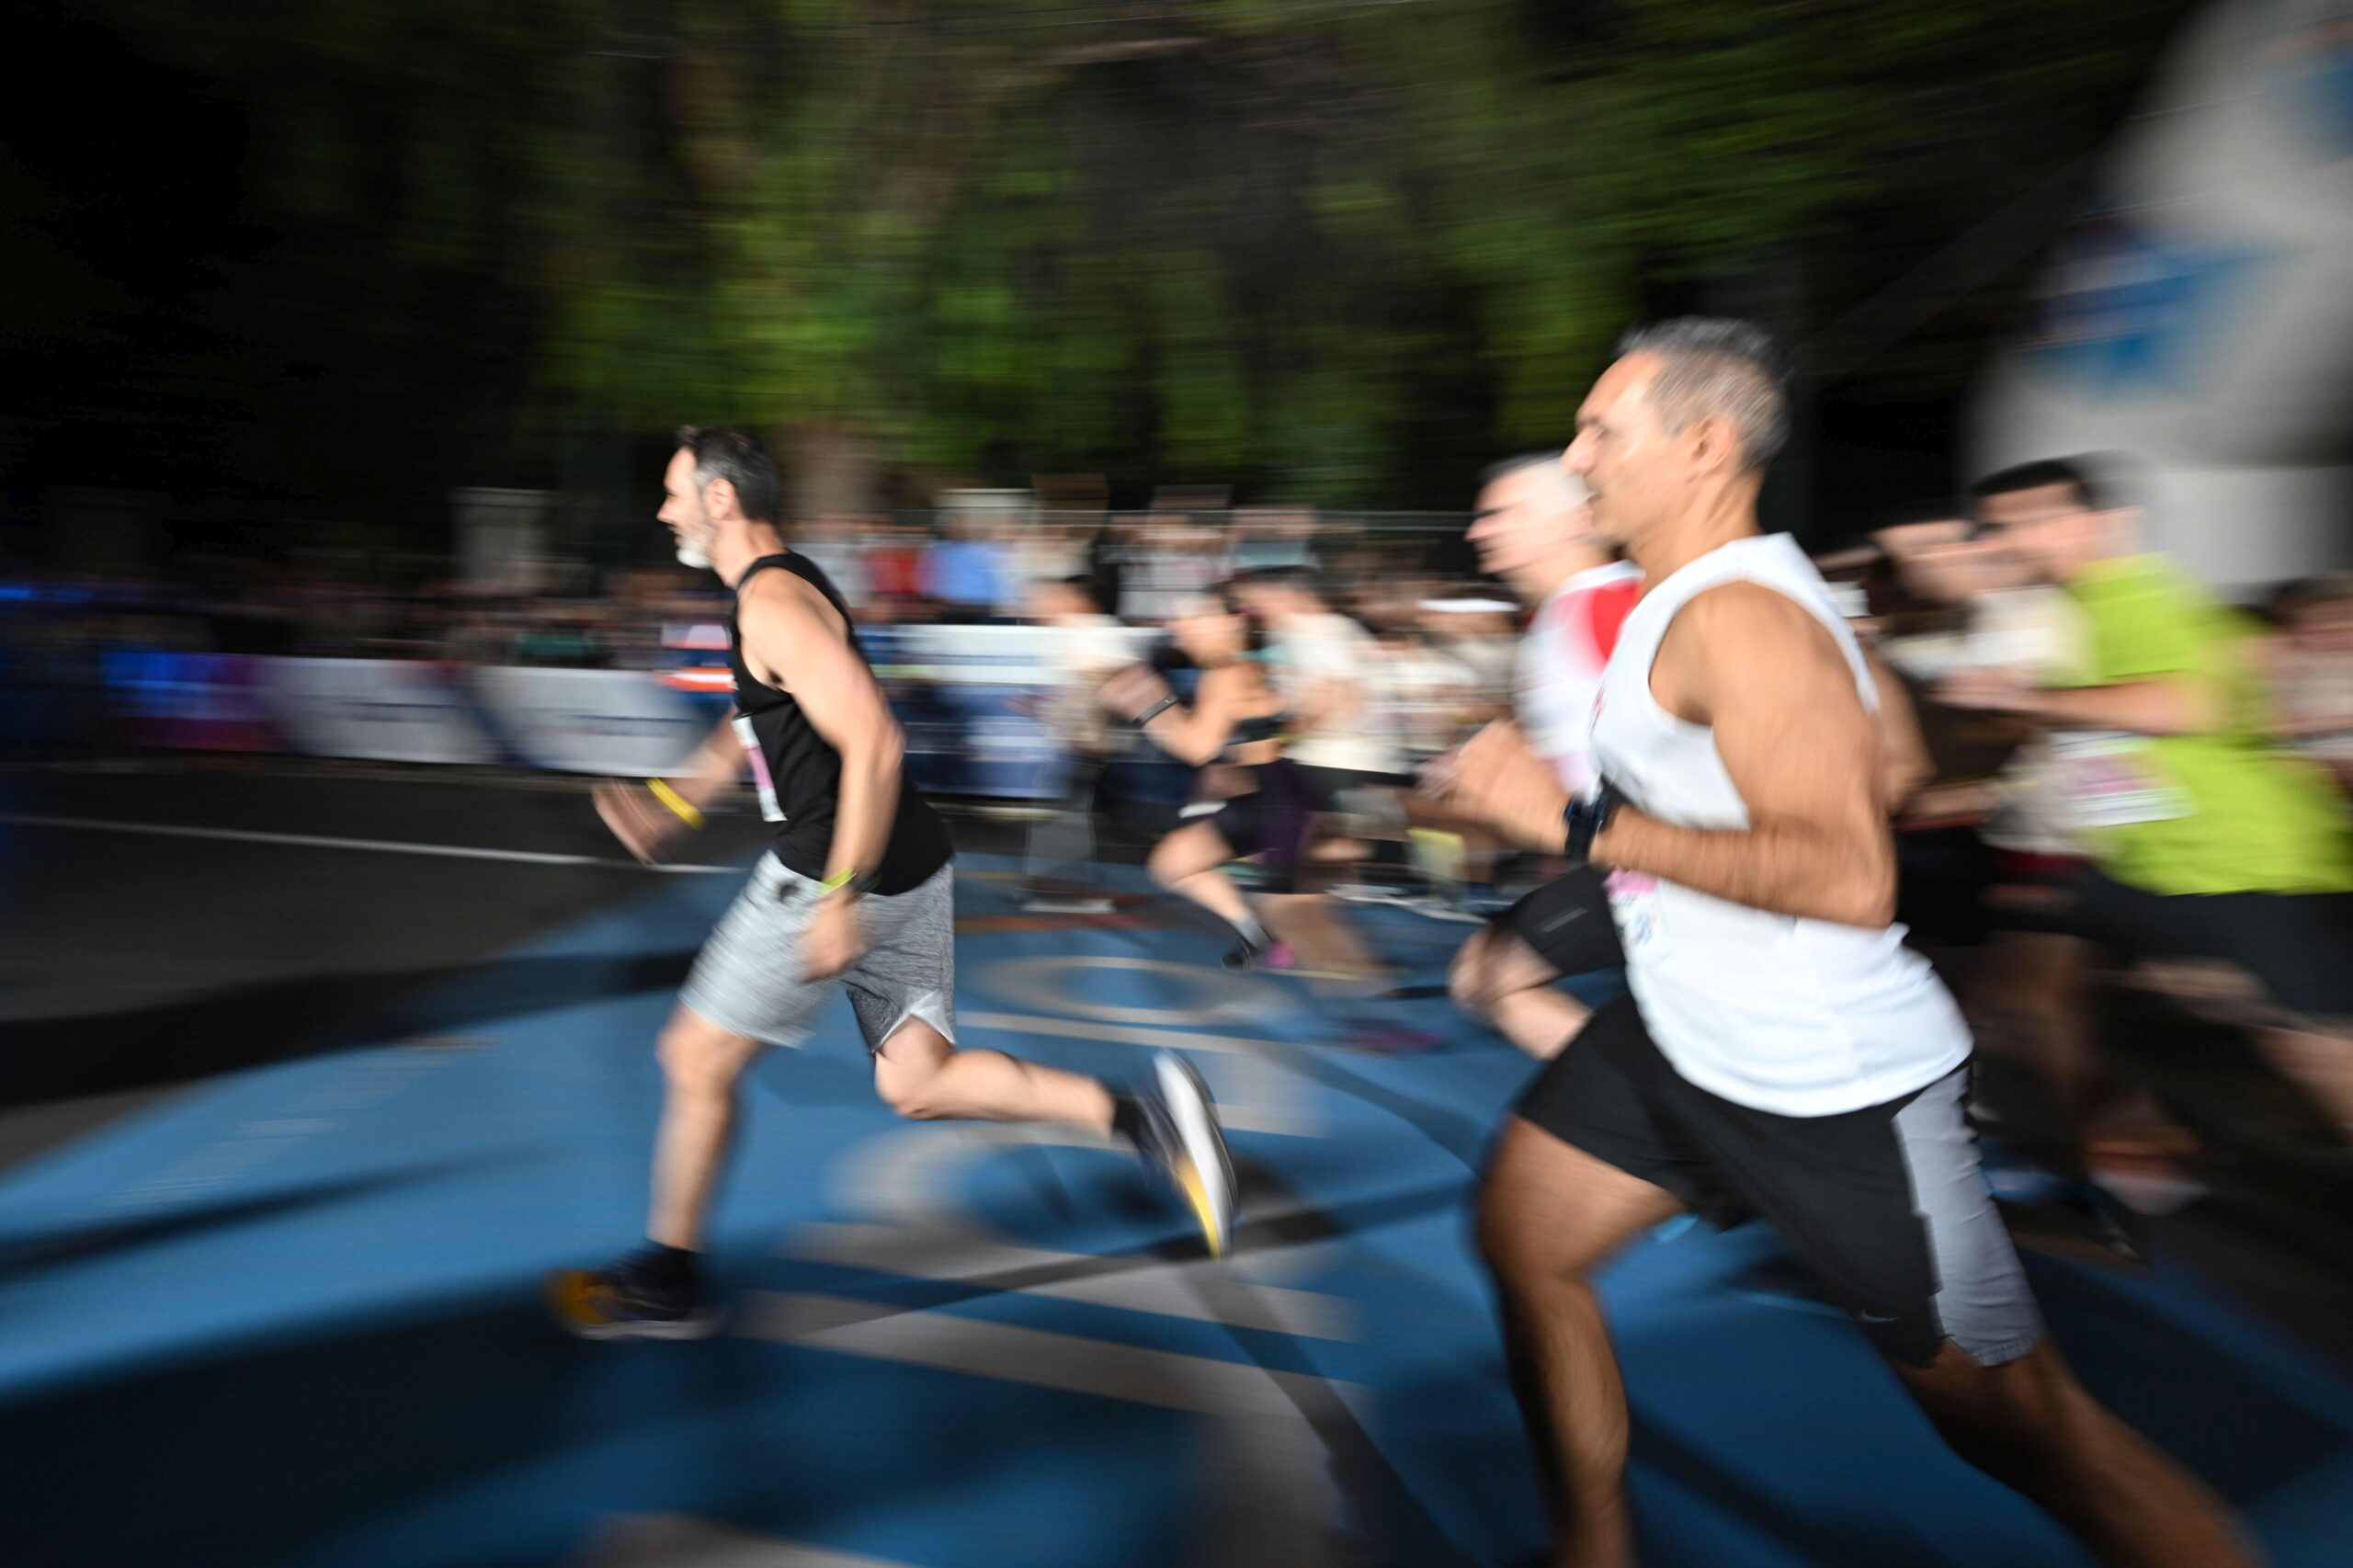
[2066,867,2353,1024]
[1500,865,1625,977]
[1516,995,2041,1369]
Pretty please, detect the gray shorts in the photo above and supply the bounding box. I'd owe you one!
[679,856,957,1051]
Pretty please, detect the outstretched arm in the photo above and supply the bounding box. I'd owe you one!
[1938,667,2221,736]
[1103,664,1246,767]
[594,714,749,862]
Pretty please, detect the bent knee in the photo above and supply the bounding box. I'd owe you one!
[872,1057,950,1119]
[1449,928,1506,1014]
[657,1016,756,1096]
[1150,827,1223,887]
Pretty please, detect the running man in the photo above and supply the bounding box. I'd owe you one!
[1449,324,2249,1566]
[1943,457,2353,1137]
[549,427,1234,1337]
[1445,456,1642,1058]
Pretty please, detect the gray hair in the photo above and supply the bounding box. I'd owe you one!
[1614,317,1790,474]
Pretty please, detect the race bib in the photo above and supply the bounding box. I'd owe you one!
[733,714,787,823]
[2049,730,2189,829]
[1605,869,1662,955]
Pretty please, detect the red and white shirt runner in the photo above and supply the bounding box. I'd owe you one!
[1516,560,1643,793]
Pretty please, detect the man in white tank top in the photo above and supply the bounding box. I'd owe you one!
[1446,454,1642,1058]
[1448,322,2248,1567]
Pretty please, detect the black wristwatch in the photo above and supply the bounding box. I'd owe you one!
[1563,780,1623,863]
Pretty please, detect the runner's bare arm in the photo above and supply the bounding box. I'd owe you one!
[1594,585,1895,926]
[1864,647,1934,812]
[1938,667,2222,736]
[740,574,903,885]
[1132,665,1250,767]
[663,713,753,811]
[593,714,750,861]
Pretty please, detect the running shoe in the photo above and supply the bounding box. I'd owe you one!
[1132,1052,1237,1257]
[545,1247,723,1340]
[1021,894,1119,915]
[1329,881,1413,905]
[1222,935,1296,971]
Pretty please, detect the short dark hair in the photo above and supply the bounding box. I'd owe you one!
[1206,580,1267,653]
[1058,573,1108,614]
[1877,499,1970,532]
[1613,317,1791,473]
[674,425,781,523]
[1969,456,2117,514]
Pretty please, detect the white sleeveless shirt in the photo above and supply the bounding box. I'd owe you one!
[1591,533,1971,1116]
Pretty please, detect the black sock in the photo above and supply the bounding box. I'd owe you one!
[1228,912,1268,949]
[1110,1094,1149,1148]
[636,1243,698,1289]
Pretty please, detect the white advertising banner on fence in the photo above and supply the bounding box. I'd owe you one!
[473,665,711,775]
[260,658,500,766]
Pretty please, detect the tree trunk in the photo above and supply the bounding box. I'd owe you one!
[785,424,882,517]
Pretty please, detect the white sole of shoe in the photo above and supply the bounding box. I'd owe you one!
[1154,1052,1235,1257]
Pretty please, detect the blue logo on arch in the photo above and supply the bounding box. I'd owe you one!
[2023,217,2264,394]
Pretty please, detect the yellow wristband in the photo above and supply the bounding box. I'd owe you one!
[817,866,863,896]
[645,778,704,829]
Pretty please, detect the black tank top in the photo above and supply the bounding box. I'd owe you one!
[727,553,952,892]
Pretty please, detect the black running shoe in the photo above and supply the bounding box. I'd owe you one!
[1131,1052,1238,1257]
[1221,936,1294,971]
[545,1247,722,1340]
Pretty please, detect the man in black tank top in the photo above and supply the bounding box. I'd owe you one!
[548,427,1234,1338]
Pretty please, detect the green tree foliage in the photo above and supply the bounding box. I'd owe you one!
[88,0,2198,504]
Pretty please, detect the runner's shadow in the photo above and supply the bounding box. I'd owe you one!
[1241,1038,1494,1171]
[1626,1416,1955,1567]
[1167,1163,1494,1567]
[0,1155,520,1280]
[1,1285,597,1568]
[0,949,700,1108]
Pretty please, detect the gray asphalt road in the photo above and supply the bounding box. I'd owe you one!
[0,758,785,1168]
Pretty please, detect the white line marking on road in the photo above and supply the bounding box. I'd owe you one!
[743,1290,1360,1417]
[739,1292,1355,1566]
[790,1221,1357,1341]
[0,812,743,873]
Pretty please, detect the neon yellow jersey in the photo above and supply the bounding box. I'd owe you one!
[2060,554,2353,895]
